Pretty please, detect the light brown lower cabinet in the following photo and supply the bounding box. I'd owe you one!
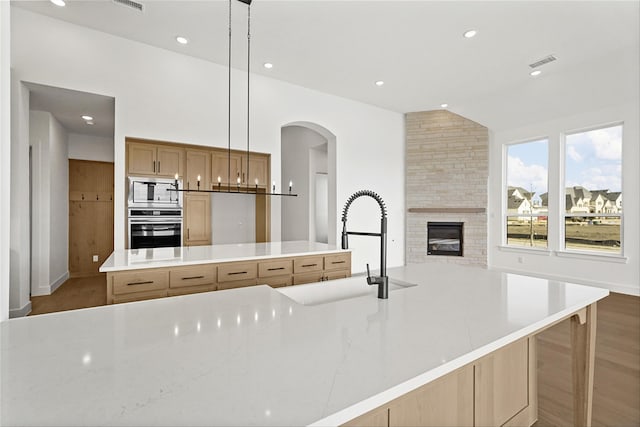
[106,252,351,304]
[343,338,535,427]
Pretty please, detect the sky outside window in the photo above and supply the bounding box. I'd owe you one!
[565,125,622,192]
[507,139,548,197]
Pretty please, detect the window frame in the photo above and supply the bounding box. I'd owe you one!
[502,137,550,249]
[559,122,624,257]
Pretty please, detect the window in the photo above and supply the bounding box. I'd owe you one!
[505,139,549,248]
[564,124,622,254]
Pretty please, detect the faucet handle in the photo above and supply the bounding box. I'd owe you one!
[366,263,373,285]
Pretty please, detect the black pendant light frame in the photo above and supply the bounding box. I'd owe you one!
[170,0,297,197]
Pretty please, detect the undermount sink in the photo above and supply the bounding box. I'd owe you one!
[274,277,417,306]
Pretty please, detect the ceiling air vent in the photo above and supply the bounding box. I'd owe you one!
[112,0,144,13]
[529,55,557,69]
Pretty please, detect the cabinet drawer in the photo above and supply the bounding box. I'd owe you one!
[259,275,292,288]
[258,259,293,278]
[218,262,258,282]
[325,269,350,281]
[170,265,216,288]
[112,270,168,295]
[324,253,351,271]
[217,278,258,290]
[168,283,217,297]
[293,272,324,285]
[113,289,168,304]
[293,256,323,274]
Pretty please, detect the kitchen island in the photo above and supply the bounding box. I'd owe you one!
[0,263,607,426]
[99,241,352,304]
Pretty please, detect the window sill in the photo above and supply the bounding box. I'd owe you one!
[498,245,552,255]
[555,250,628,263]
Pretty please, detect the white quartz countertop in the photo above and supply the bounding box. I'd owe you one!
[1,263,608,426]
[99,240,350,272]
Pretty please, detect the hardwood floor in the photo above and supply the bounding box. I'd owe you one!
[27,279,640,426]
[29,275,107,316]
[536,292,640,427]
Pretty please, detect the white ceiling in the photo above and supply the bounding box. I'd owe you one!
[12,0,640,132]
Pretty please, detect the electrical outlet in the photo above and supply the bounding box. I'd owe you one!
[517,256,524,264]
[92,255,99,262]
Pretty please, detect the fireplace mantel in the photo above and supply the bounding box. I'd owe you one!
[408,207,486,214]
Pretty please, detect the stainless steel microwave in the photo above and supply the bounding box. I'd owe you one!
[128,176,182,209]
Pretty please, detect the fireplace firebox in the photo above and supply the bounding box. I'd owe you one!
[427,222,463,256]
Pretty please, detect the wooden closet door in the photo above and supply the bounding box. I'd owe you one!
[69,160,114,276]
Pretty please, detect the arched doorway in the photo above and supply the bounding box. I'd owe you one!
[280,122,337,245]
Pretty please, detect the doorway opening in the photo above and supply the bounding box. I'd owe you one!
[280,122,336,245]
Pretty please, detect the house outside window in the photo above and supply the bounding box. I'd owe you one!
[564,124,623,254]
[505,139,549,248]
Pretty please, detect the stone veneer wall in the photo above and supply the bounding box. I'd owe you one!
[406,110,488,266]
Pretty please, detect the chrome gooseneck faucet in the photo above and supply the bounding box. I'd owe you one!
[341,190,388,299]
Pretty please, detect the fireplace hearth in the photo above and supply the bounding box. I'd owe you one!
[427,222,463,256]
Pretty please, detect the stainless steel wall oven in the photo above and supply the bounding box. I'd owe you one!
[128,177,183,249]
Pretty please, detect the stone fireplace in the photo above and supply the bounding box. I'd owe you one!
[405,110,488,266]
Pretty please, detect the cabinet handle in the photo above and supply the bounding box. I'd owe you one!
[127,281,154,286]
[242,172,245,183]
[302,263,317,268]
[158,161,161,173]
[81,194,85,200]
[182,275,205,280]
[331,260,346,264]
[96,194,99,201]
[228,271,247,275]
[153,161,156,172]
[267,267,285,271]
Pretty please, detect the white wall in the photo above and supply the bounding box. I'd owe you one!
[1,1,11,321]
[30,111,69,297]
[68,133,114,162]
[48,115,68,288]
[8,8,405,307]
[9,76,30,317]
[488,101,640,295]
[309,145,328,243]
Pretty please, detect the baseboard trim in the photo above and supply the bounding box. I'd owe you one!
[50,271,69,293]
[9,301,32,318]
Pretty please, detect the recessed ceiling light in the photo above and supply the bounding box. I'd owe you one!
[463,29,477,38]
[50,0,66,6]
[441,103,448,108]
[86,121,95,125]
[375,80,384,87]
[530,70,542,77]
[176,36,189,45]
[81,115,93,121]
[263,62,273,69]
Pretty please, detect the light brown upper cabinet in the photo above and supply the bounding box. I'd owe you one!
[211,151,242,186]
[186,149,211,191]
[212,150,269,188]
[128,142,184,178]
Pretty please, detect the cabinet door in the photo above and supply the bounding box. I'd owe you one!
[342,406,389,427]
[389,364,474,427]
[186,150,210,190]
[212,151,242,185]
[156,146,184,178]
[242,153,269,187]
[184,194,211,246]
[128,142,157,175]
[474,338,529,427]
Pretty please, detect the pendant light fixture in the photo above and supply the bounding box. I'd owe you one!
[171,0,296,197]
